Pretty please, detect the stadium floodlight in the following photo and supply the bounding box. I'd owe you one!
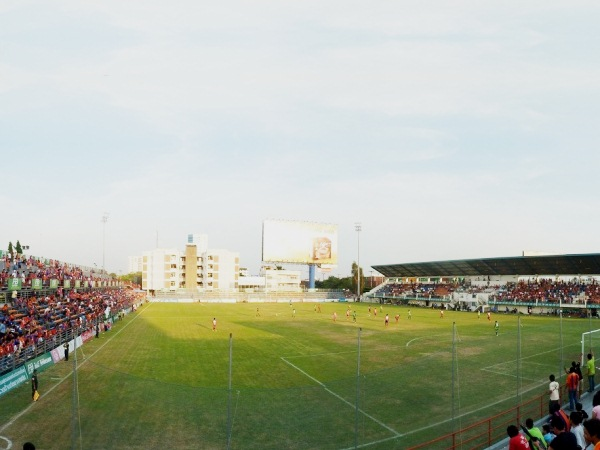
[355,223,361,300]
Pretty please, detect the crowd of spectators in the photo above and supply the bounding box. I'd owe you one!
[375,278,600,305]
[0,288,144,362]
[0,252,145,374]
[377,282,459,299]
[0,253,110,290]
[492,279,600,304]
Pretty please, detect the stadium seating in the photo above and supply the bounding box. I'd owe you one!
[0,252,143,375]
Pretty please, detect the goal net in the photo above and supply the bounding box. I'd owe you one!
[581,329,600,366]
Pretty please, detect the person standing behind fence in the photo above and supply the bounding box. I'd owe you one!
[31,369,38,401]
[567,367,579,411]
[549,374,560,415]
[63,342,69,361]
[575,362,584,398]
[588,353,596,393]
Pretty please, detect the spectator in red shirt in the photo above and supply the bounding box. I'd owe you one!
[507,425,531,449]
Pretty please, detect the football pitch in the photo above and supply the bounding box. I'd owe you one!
[0,302,596,449]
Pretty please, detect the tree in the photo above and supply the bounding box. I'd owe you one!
[7,242,13,257]
[351,261,365,295]
[315,276,353,290]
[15,241,22,255]
[119,272,142,286]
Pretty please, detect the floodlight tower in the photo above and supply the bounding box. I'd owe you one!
[355,222,361,300]
[101,212,109,273]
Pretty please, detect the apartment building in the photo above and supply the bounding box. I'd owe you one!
[140,234,239,293]
[141,248,182,292]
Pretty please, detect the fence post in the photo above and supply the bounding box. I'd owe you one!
[355,327,362,449]
[516,316,522,422]
[227,333,233,450]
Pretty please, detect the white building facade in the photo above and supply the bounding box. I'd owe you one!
[141,248,183,292]
[141,235,240,293]
[140,234,304,293]
[128,256,143,273]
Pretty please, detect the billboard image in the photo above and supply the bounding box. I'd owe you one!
[262,219,338,265]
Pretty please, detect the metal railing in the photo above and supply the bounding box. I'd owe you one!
[407,387,560,450]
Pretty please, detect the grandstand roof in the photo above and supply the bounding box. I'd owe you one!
[372,253,600,278]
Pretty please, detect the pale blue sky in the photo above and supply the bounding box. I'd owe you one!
[2,1,599,277]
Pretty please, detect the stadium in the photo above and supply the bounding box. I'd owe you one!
[2,247,600,449]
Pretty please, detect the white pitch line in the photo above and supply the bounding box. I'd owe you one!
[0,436,12,450]
[405,333,449,347]
[283,350,358,358]
[280,357,401,437]
[480,344,575,377]
[0,304,150,435]
[480,367,540,382]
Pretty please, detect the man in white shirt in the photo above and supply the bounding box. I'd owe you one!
[549,374,560,415]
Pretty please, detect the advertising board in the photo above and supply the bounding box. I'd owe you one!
[262,219,338,265]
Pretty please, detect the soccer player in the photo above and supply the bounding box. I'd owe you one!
[440,309,444,319]
[212,318,217,331]
[352,311,357,323]
[395,314,400,323]
[407,309,412,319]
[494,321,499,336]
[384,314,389,327]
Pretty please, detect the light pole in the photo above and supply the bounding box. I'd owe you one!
[355,223,361,300]
[101,212,109,273]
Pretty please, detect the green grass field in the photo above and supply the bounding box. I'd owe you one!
[0,301,597,449]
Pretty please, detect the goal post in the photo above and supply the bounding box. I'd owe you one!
[581,329,600,365]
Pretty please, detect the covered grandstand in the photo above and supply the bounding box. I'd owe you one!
[372,253,600,279]
[368,253,600,311]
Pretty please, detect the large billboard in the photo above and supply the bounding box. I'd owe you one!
[262,219,338,265]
